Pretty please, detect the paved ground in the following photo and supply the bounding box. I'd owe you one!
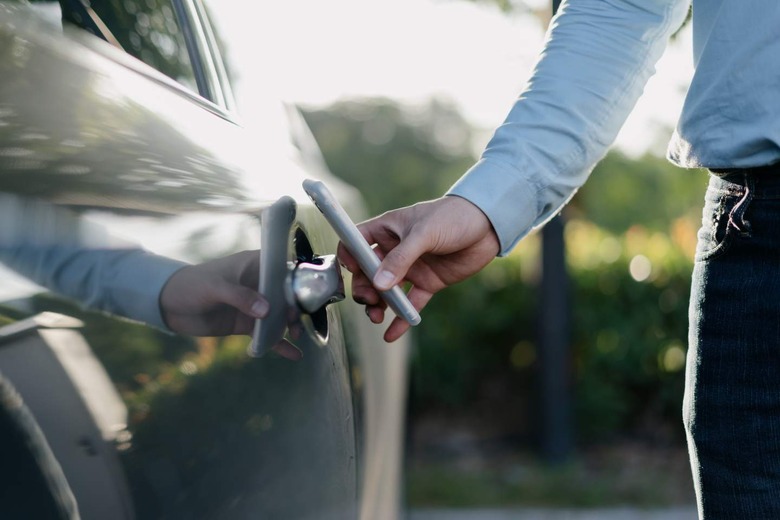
[408,508,697,520]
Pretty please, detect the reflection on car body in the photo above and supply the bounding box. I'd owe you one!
[0,1,407,518]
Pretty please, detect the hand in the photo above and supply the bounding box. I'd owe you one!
[338,196,500,342]
[159,250,302,360]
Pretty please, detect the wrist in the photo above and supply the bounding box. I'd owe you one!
[442,194,500,257]
[446,159,538,256]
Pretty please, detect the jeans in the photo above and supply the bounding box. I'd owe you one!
[685,170,780,518]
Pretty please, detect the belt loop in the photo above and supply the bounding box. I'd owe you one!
[728,173,754,237]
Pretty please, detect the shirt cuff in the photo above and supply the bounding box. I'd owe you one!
[446,158,538,256]
[116,253,188,331]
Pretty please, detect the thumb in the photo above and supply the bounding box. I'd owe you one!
[372,231,429,291]
[215,282,270,319]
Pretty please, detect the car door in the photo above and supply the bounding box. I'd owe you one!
[0,1,408,518]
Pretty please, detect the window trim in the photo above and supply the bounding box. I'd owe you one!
[58,0,232,112]
[170,0,212,101]
[191,0,236,112]
[174,0,233,111]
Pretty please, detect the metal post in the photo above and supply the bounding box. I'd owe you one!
[537,0,572,464]
[539,217,571,463]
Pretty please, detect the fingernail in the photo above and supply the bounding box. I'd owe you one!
[251,300,269,318]
[373,269,395,291]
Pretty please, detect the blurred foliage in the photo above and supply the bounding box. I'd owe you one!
[302,99,475,214]
[563,220,694,440]
[303,97,706,445]
[407,221,694,443]
[573,152,706,235]
[407,441,694,507]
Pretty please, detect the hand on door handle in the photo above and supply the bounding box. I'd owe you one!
[249,196,345,357]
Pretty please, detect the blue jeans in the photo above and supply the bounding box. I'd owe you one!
[686,170,780,518]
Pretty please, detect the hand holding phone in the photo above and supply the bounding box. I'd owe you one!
[302,179,421,327]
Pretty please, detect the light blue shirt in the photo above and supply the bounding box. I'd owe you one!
[0,246,186,330]
[0,193,188,329]
[448,0,780,255]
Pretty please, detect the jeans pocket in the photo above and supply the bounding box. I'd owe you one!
[695,191,737,262]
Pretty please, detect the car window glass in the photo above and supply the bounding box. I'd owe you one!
[19,0,200,93]
[86,1,198,92]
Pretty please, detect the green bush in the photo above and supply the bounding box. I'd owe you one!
[304,98,703,446]
[412,220,693,444]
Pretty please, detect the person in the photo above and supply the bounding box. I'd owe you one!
[0,193,299,359]
[0,245,301,360]
[338,0,780,517]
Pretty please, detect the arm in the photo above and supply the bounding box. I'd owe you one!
[341,0,691,341]
[0,246,301,359]
[449,0,691,255]
[0,246,186,329]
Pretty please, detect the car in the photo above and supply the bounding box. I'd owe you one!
[0,1,407,518]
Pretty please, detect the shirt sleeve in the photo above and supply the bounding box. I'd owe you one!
[447,0,691,256]
[0,246,187,330]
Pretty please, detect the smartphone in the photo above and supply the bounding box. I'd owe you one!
[302,179,422,327]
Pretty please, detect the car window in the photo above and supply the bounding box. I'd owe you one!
[87,0,198,92]
[22,0,199,94]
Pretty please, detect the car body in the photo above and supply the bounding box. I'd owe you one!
[0,1,407,518]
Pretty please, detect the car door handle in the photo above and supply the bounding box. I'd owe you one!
[249,196,344,357]
[291,255,345,314]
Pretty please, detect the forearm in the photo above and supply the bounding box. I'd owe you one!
[448,0,691,255]
[0,246,187,329]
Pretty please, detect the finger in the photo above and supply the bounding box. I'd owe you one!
[215,282,269,319]
[352,270,382,306]
[336,213,387,274]
[366,303,386,324]
[354,217,383,246]
[338,226,389,275]
[384,316,410,343]
[235,249,260,288]
[354,287,381,306]
[384,286,432,342]
[337,242,360,274]
[272,339,303,361]
[355,215,404,252]
[372,231,430,291]
[348,242,387,305]
[372,245,387,261]
[233,312,256,335]
[407,285,434,313]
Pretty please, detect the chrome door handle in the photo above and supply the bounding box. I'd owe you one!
[249,196,345,357]
[292,255,345,314]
